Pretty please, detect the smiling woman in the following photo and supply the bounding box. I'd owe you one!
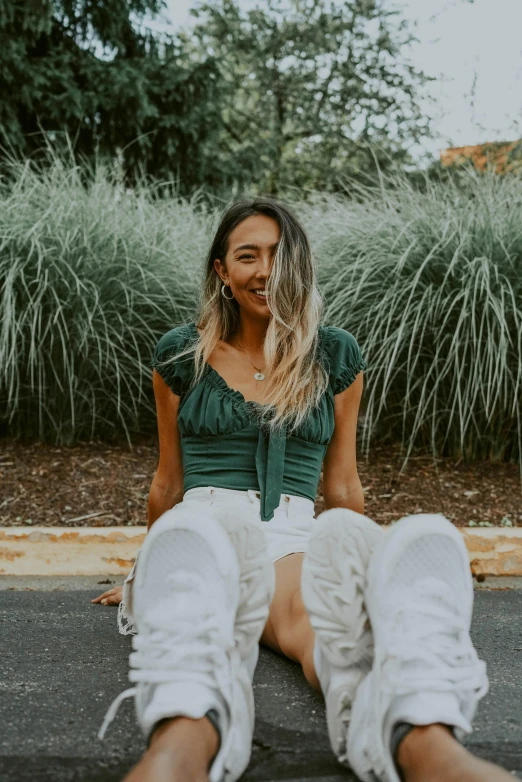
[217,220,278,315]
[190,199,329,428]
[142,198,366,522]
[94,196,506,782]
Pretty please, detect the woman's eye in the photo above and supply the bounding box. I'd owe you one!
[238,254,255,261]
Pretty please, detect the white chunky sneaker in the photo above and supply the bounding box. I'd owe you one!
[99,508,275,782]
[212,505,276,661]
[347,513,489,782]
[118,506,275,661]
[301,508,384,766]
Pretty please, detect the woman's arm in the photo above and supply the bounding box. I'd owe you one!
[92,369,184,605]
[147,368,184,529]
[321,371,365,514]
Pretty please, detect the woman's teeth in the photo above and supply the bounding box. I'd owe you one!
[252,290,268,298]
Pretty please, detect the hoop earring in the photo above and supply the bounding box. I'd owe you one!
[221,284,234,300]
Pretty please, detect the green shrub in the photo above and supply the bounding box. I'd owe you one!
[0,158,206,443]
[315,168,521,467]
[1,158,520,476]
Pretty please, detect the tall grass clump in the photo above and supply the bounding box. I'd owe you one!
[0,154,209,444]
[313,168,521,480]
[1,154,520,485]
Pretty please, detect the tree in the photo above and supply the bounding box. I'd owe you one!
[187,0,434,194]
[0,0,435,195]
[0,0,226,193]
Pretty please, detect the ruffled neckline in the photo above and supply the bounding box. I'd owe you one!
[188,322,268,410]
[188,321,329,409]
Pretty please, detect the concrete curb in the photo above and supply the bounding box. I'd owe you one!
[461,527,522,577]
[1,525,521,577]
[0,527,145,576]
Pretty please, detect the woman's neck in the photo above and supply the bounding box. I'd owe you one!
[231,314,270,353]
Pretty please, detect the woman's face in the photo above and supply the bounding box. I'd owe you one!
[214,214,280,319]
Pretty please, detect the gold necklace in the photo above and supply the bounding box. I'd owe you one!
[234,338,266,381]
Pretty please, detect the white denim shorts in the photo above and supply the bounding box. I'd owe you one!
[117,485,318,635]
[183,485,318,561]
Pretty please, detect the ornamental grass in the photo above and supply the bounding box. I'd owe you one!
[0,156,203,444]
[313,169,521,473]
[0,157,520,480]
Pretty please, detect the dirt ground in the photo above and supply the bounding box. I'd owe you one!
[1,436,520,528]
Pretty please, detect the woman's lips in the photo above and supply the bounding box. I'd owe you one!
[250,290,270,302]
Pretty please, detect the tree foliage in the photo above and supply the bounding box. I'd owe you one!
[187,0,433,194]
[0,0,434,194]
[0,0,225,192]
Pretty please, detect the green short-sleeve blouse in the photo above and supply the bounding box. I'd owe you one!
[149,322,367,521]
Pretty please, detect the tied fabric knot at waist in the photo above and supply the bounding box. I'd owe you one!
[254,421,287,522]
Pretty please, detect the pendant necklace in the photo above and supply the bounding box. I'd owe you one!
[234,338,266,381]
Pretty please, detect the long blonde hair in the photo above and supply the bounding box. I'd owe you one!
[168,197,328,433]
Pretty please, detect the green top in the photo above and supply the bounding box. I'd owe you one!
[149,322,367,521]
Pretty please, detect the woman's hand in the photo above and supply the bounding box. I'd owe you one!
[91,585,123,606]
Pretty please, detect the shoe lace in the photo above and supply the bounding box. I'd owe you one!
[382,581,488,696]
[369,579,489,775]
[98,573,236,740]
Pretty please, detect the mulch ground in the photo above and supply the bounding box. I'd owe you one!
[1,436,520,529]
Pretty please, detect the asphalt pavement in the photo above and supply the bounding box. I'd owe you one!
[0,579,521,782]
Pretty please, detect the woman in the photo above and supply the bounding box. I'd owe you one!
[94,198,510,782]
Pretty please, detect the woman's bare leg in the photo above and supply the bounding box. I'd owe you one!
[121,553,311,782]
[124,716,218,782]
[264,552,514,782]
[260,553,320,691]
[397,724,514,782]
[111,508,274,782]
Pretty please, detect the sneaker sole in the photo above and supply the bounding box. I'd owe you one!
[132,511,242,621]
[215,509,276,659]
[348,513,477,782]
[365,513,473,635]
[301,509,383,762]
[136,506,275,660]
[302,509,383,670]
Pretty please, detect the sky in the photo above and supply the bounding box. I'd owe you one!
[155,0,522,163]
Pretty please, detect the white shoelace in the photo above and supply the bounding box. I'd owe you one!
[380,583,488,695]
[99,573,236,740]
[368,580,489,774]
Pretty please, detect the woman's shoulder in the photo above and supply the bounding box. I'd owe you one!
[151,322,197,360]
[318,325,367,395]
[149,322,198,395]
[318,324,363,357]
